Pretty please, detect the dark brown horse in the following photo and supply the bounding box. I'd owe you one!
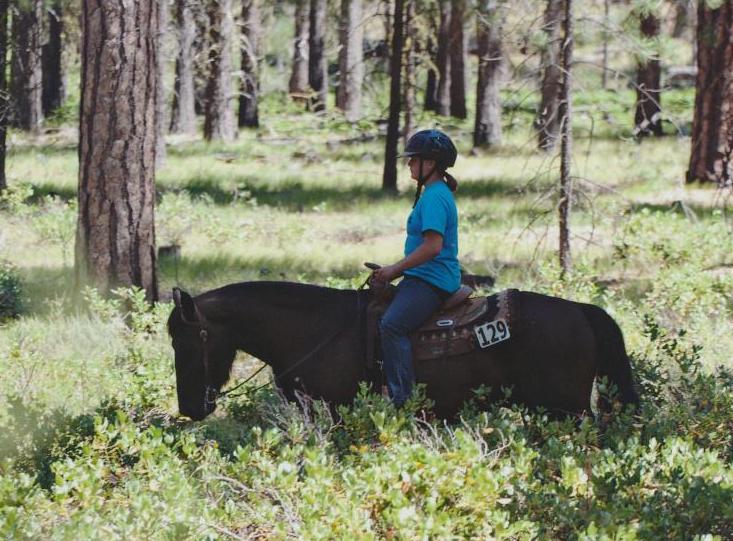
[168,281,639,421]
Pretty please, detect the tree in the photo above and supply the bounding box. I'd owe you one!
[170,0,198,135]
[289,0,309,95]
[448,0,467,119]
[474,0,503,148]
[239,0,261,128]
[382,0,405,193]
[435,0,451,116]
[535,0,563,151]
[0,0,8,192]
[402,0,415,143]
[76,0,159,301]
[336,0,364,122]
[687,0,733,184]
[10,0,43,132]
[42,0,65,117]
[634,9,662,137]
[558,0,574,276]
[308,0,328,112]
[156,0,169,166]
[203,0,236,141]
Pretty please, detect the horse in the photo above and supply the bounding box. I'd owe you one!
[167,281,639,421]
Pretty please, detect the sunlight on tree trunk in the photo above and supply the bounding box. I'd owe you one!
[436,0,451,117]
[239,0,261,128]
[170,0,197,135]
[76,0,159,301]
[474,0,503,149]
[558,0,573,278]
[687,0,733,185]
[289,0,310,95]
[308,0,328,112]
[536,0,563,151]
[337,0,364,122]
[204,0,236,141]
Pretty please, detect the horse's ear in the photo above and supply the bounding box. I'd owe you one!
[173,287,199,324]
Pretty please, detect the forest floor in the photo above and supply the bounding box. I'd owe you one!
[1,105,732,538]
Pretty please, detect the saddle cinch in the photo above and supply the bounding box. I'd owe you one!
[364,263,519,367]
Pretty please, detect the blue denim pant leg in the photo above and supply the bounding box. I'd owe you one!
[380,277,442,407]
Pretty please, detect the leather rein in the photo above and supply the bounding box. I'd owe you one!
[197,276,371,409]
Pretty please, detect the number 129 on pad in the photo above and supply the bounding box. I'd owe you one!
[474,319,510,348]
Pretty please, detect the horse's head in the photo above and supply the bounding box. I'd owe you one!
[168,288,235,420]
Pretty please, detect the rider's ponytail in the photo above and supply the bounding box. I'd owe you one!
[444,171,458,192]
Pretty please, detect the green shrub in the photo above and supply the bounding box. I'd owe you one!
[0,263,22,320]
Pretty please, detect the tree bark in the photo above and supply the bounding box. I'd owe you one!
[42,0,65,117]
[76,0,159,301]
[382,0,405,193]
[0,0,7,192]
[448,0,466,119]
[289,0,309,94]
[634,11,662,137]
[239,0,261,128]
[156,0,169,166]
[308,0,328,112]
[337,0,364,122]
[558,0,574,277]
[402,0,415,144]
[536,0,563,151]
[204,0,236,141]
[601,0,609,89]
[436,0,451,116]
[474,0,503,148]
[686,0,733,184]
[170,0,197,135]
[10,0,43,132]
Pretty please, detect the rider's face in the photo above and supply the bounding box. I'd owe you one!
[407,157,436,181]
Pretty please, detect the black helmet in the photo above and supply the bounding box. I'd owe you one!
[400,129,458,169]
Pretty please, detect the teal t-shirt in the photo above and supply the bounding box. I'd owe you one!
[403,180,461,293]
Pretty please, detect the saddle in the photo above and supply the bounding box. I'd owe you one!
[365,276,519,366]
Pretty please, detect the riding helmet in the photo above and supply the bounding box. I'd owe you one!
[400,129,458,169]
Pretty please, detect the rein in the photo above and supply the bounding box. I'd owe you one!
[198,278,370,406]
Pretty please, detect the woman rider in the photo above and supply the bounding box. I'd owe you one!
[371,129,461,407]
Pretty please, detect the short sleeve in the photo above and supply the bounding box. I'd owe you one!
[418,191,448,236]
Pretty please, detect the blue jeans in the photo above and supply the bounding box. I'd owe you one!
[380,277,443,407]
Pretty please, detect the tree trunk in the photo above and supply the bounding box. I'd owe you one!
[289,0,309,94]
[156,0,169,166]
[448,0,466,119]
[536,0,563,151]
[436,0,451,116]
[76,0,159,301]
[308,0,328,112]
[601,0,609,89]
[193,3,210,116]
[634,11,662,137]
[686,0,733,184]
[337,0,364,122]
[239,0,261,128]
[402,0,415,144]
[42,0,65,117]
[672,0,692,39]
[558,0,574,277]
[203,0,236,141]
[474,0,503,148]
[0,0,8,192]
[382,0,405,193]
[10,0,43,132]
[170,0,198,135]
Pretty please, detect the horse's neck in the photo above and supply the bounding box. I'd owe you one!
[206,283,362,368]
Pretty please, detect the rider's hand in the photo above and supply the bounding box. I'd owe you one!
[372,264,402,284]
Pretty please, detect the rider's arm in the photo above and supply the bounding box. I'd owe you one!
[372,231,443,283]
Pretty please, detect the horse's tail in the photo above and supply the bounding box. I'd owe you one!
[581,303,640,412]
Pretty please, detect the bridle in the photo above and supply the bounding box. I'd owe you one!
[192,279,371,411]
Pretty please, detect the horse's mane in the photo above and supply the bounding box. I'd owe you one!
[168,281,362,336]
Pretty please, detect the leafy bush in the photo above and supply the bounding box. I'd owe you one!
[0,263,22,320]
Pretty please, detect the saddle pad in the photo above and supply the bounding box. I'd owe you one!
[411,289,518,361]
